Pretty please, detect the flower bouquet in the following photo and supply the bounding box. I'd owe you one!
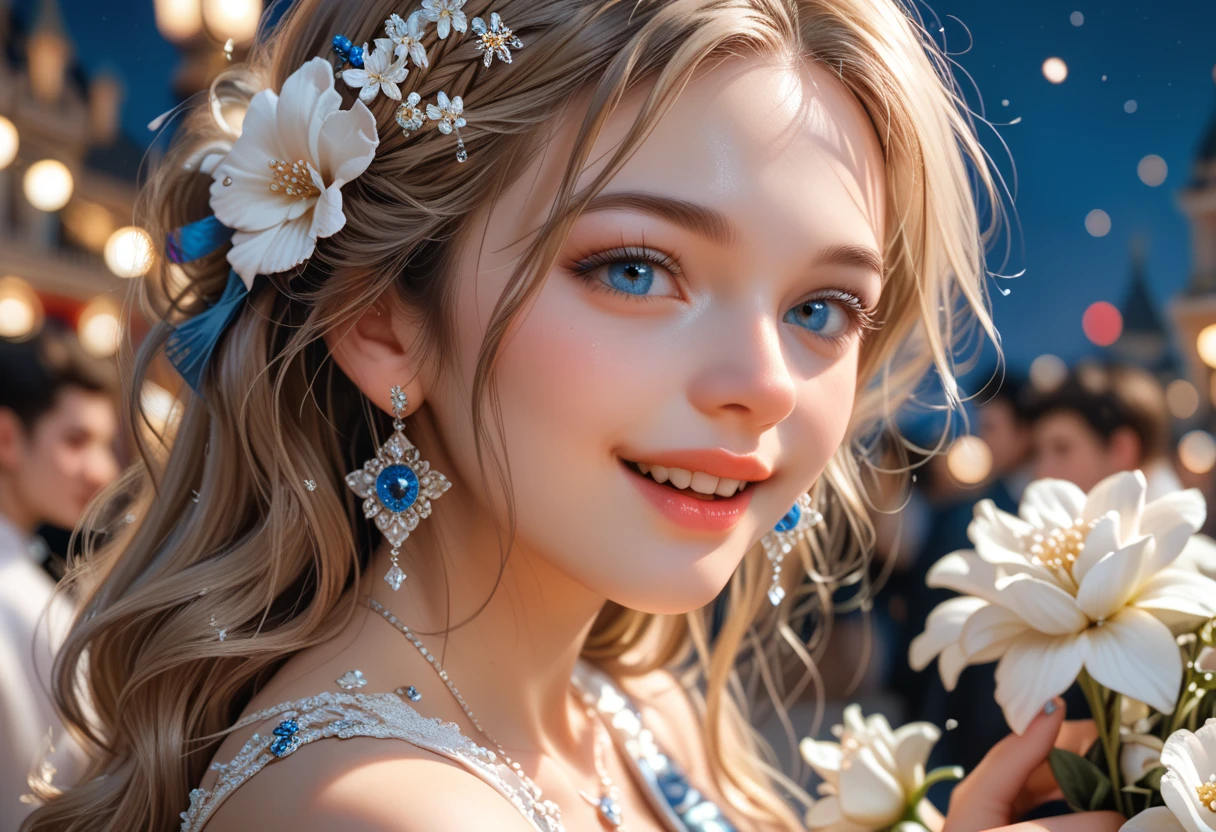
[905,471,1216,830]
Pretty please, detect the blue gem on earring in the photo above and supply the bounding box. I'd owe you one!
[269,719,300,757]
[376,464,420,513]
[774,503,801,533]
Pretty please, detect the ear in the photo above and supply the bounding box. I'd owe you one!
[0,408,25,472]
[324,294,426,418]
[1108,426,1143,472]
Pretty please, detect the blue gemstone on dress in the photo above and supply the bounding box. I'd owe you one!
[774,503,801,533]
[375,464,419,513]
[269,719,300,758]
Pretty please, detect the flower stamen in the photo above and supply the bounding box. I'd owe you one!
[1026,517,1096,577]
[1200,775,1216,812]
[268,159,320,200]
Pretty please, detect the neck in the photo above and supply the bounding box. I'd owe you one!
[0,480,36,535]
[366,506,607,759]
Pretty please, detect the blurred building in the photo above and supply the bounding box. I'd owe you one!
[0,0,144,351]
[1112,237,1176,375]
[1172,98,1216,406]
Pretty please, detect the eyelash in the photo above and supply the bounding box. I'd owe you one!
[569,245,878,341]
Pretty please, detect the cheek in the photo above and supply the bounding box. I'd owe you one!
[788,347,860,477]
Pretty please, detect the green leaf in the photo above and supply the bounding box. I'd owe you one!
[1135,765,1167,793]
[1049,747,1115,812]
[1084,737,1106,768]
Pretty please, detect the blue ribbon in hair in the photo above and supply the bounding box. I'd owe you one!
[163,215,249,396]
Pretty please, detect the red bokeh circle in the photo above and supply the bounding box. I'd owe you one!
[1082,301,1123,347]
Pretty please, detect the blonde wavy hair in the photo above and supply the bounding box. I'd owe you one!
[24,0,999,829]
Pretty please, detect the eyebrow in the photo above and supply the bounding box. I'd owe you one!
[579,191,885,279]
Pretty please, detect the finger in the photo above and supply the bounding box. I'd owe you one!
[1012,720,1100,816]
[984,810,1126,832]
[944,698,1067,832]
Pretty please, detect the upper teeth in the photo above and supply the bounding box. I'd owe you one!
[635,462,746,498]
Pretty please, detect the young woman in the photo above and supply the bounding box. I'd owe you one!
[23,1,1127,830]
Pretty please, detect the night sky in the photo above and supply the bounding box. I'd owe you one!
[13,0,1216,374]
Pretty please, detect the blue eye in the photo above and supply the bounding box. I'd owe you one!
[784,298,851,339]
[571,245,682,300]
[604,261,655,295]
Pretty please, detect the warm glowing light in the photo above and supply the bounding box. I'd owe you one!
[0,276,44,340]
[202,0,262,44]
[22,159,74,212]
[1082,301,1122,347]
[1085,209,1111,237]
[154,0,203,42]
[104,226,155,278]
[1029,354,1068,392]
[1179,431,1216,475]
[1198,325,1216,369]
[947,436,993,485]
[1166,379,1200,420]
[1042,57,1068,84]
[0,116,17,170]
[77,297,122,358]
[1138,155,1168,187]
[141,381,182,437]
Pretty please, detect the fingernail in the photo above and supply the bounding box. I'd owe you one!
[1043,700,1058,716]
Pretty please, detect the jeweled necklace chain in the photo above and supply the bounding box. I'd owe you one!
[366,597,626,829]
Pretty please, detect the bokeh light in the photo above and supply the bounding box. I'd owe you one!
[77,296,122,357]
[947,436,993,485]
[22,159,74,212]
[1124,99,1138,114]
[154,0,204,43]
[202,0,262,44]
[1082,301,1122,347]
[1198,324,1216,369]
[0,276,44,340]
[1179,431,1216,475]
[1070,10,1084,26]
[1166,379,1200,420]
[1085,209,1111,237]
[1137,155,1168,187]
[104,226,155,278]
[1042,57,1068,84]
[1029,354,1068,392]
[0,116,17,170]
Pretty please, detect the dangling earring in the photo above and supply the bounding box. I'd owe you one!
[346,386,452,590]
[760,492,824,606]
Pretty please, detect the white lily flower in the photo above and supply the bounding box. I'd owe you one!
[342,39,407,103]
[1120,719,1216,832]
[910,471,1216,734]
[208,58,378,288]
[800,705,947,832]
[1122,732,1166,787]
[385,11,429,67]
[421,0,467,39]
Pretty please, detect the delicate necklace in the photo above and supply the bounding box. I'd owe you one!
[367,597,626,830]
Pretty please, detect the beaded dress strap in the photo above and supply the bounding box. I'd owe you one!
[178,690,558,832]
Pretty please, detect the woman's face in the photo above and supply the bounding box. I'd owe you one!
[419,55,886,614]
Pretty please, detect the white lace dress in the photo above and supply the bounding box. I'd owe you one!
[179,662,737,832]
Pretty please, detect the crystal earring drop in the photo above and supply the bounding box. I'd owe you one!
[760,492,824,606]
[345,386,452,590]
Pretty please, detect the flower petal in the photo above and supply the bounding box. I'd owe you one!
[939,643,968,691]
[1119,806,1188,832]
[800,739,844,787]
[926,552,1033,605]
[1083,607,1182,715]
[1075,536,1151,621]
[892,722,940,793]
[310,185,345,240]
[910,596,987,670]
[317,99,378,188]
[994,633,1085,734]
[961,603,1031,661]
[1177,535,1216,580]
[994,572,1088,635]
[1075,512,1123,585]
[1021,479,1088,528]
[274,58,342,170]
[1161,729,1207,802]
[1140,489,1207,574]
[358,81,381,104]
[1133,569,1216,630]
[837,745,906,828]
[1161,772,1211,832]
[341,68,370,90]
[226,216,315,284]
[805,795,874,832]
[381,79,403,101]
[1083,470,1147,541]
[210,91,301,233]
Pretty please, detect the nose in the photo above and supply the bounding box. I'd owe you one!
[687,307,797,431]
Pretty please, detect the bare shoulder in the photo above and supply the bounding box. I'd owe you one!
[202,734,535,832]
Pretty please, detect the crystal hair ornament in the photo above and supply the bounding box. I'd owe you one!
[470,13,523,67]
[346,387,452,590]
[761,492,824,606]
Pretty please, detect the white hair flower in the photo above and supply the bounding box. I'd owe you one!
[385,11,429,67]
[207,58,378,288]
[342,39,407,103]
[910,471,1216,735]
[421,0,467,40]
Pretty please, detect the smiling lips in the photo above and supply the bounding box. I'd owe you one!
[620,449,770,533]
